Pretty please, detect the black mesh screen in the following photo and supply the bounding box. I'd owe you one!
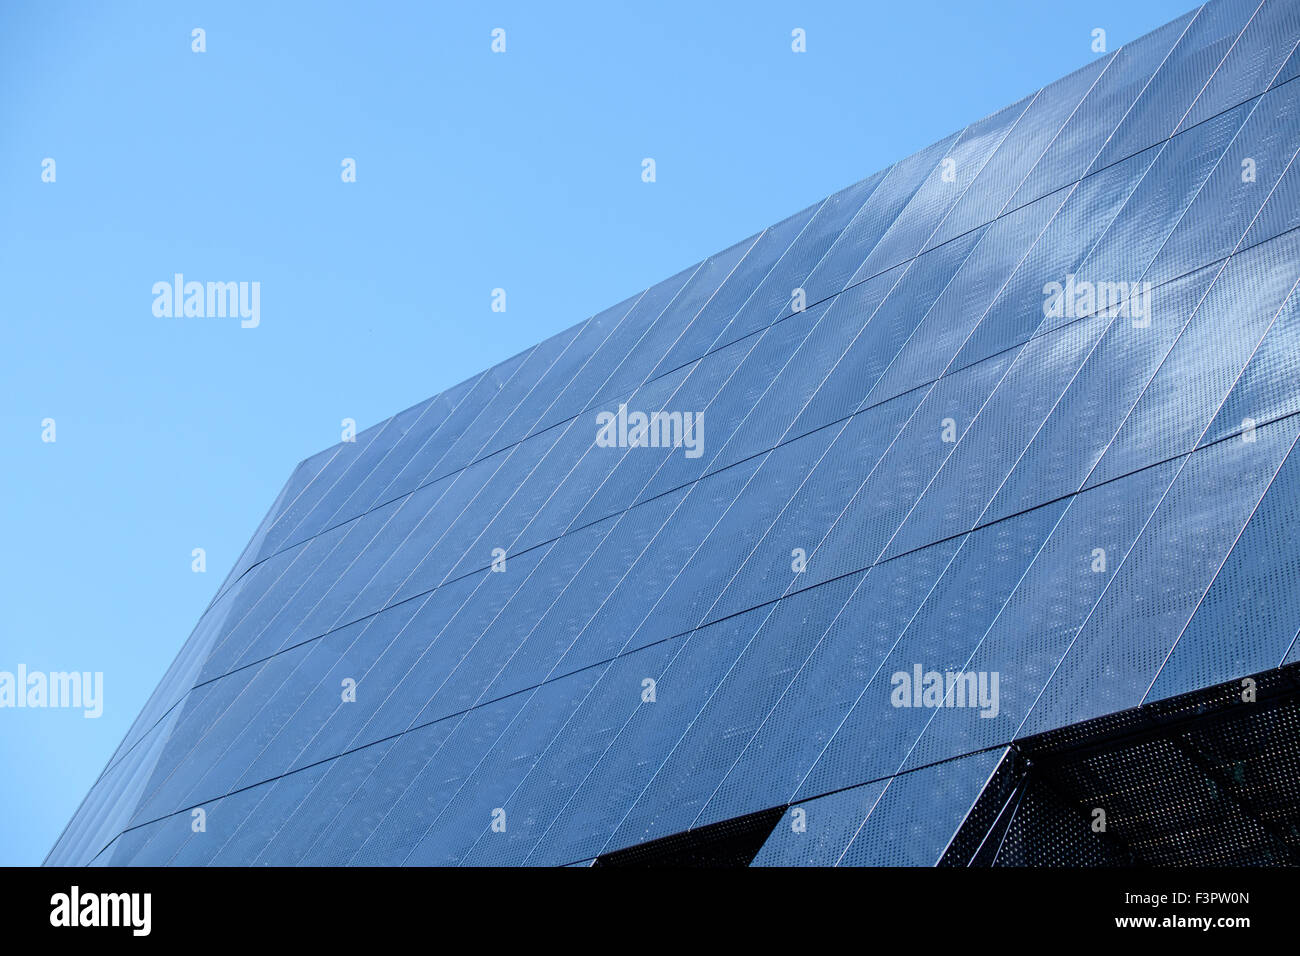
[944,663,1300,867]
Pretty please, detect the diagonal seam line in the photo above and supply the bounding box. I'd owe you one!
[1278,625,1300,668]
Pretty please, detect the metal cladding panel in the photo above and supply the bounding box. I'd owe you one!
[949,145,1163,373]
[793,505,1068,800]
[1006,11,1196,209]
[792,230,988,437]
[1087,229,1300,489]
[699,550,959,825]
[704,393,923,626]
[750,780,890,867]
[1084,0,1260,175]
[705,284,896,473]
[835,748,1007,867]
[460,640,681,867]
[1021,415,1300,736]
[632,300,839,503]
[609,234,762,389]
[521,607,772,866]
[48,0,1300,866]
[868,190,1069,405]
[1152,80,1300,285]
[852,98,1031,281]
[692,168,907,353]
[1146,441,1300,700]
[602,574,864,848]
[923,57,1110,253]
[880,308,1109,561]
[1176,0,1300,131]
[983,264,1221,522]
[902,460,1182,772]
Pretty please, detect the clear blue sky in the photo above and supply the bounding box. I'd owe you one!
[0,0,1196,866]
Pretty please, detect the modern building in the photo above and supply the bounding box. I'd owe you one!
[49,0,1300,866]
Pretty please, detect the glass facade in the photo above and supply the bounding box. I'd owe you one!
[48,0,1300,866]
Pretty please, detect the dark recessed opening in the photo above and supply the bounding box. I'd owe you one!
[593,805,786,867]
